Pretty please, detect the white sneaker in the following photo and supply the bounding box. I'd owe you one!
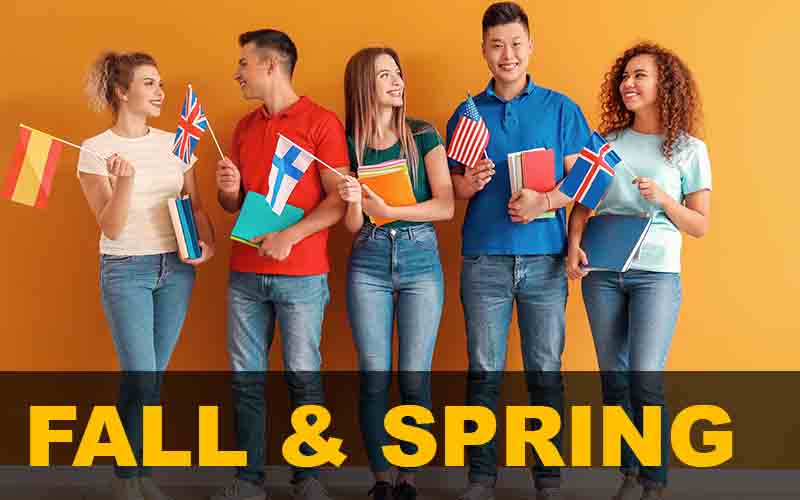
[209,478,267,500]
[457,483,495,500]
[612,474,640,500]
[535,488,562,500]
[291,477,332,500]
[111,477,145,500]
[138,477,174,500]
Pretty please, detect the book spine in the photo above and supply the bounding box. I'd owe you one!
[181,197,201,259]
[167,198,190,260]
[175,197,196,259]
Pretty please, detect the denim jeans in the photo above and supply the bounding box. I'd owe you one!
[582,270,682,487]
[227,271,330,484]
[460,255,567,490]
[99,252,196,478]
[347,223,444,474]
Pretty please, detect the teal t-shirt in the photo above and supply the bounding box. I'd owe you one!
[347,119,443,229]
[596,128,712,273]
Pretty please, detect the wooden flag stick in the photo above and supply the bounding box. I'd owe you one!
[19,124,106,161]
[278,133,345,178]
[188,83,225,161]
[206,121,226,161]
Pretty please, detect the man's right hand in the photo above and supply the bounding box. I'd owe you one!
[464,158,495,192]
[216,157,241,194]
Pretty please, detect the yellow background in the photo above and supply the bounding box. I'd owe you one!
[1,0,797,371]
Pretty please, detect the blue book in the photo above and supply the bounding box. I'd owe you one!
[231,191,305,247]
[180,196,201,259]
[580,214,652,272]
[174,198,196,259]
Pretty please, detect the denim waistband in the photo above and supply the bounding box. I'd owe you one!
[361,222,435,241]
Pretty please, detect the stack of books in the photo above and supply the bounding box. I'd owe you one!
[507,148,556,220]
[167,195,201,260]
[357,159,417,226]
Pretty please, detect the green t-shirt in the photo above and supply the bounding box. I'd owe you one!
[347,118,443,229]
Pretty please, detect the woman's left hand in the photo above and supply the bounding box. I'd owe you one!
[361,185,393,219]
[634,177,669,206]
[183,240,215,266]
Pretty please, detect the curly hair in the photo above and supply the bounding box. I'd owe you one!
[599,42,701,160]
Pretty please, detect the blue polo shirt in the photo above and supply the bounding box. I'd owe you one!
[446,76,591,256]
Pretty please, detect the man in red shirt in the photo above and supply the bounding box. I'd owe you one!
[212,29,348,500]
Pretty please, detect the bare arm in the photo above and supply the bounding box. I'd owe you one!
[380,145,454,222]
[659,189,711,238]
[450,159,495,200]
[78,155,135,240]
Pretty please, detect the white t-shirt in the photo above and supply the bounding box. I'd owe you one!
[77,128,196,256]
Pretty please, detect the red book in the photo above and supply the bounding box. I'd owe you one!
[521,148,555,192]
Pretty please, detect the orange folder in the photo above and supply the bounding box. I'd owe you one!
[358,159,417,226]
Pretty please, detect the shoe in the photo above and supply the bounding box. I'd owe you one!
[291,477,332,500]
[138,477,174,500]
[111,477,145,500]
[209,478,267,500]
[457,483,494,500]
[535,488,561,500]
[612,474,640,500]
[367,481,393,500]
[393,482,417,500]
[641,486,665,500]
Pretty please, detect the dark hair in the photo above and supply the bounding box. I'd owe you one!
[85,51,157,116]
[482,2,529,34]
[238,29,298,77]
[599,42,702,160]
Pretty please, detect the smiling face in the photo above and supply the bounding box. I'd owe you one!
[119,65,164,118]
[482,21,532,88]
[234,42,271,100]
[374,53,404,109]
[619,54,659,114]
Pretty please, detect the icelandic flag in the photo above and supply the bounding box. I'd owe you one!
[559,132,623,209]
[267,134,315,215]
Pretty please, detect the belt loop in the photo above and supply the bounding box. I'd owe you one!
[370,223,378,240]
[407,226,415,241]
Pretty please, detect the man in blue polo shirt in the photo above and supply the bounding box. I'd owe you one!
[446,3,590,500]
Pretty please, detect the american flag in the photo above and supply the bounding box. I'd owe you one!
[447,94,490,168]
[172,85,209,164]
[559,132,623,209]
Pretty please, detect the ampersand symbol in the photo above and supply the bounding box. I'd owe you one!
[281,405,347,467]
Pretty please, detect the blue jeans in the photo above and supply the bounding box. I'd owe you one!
[347,223,444,474]
[99,252,196,478]
[227,271,330,484]
[582,270,682,487]
[460,255,567,490]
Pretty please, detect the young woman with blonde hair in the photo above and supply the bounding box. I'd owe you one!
[79,51,215,500]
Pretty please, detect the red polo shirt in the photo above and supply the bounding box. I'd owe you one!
[229,96,348,276]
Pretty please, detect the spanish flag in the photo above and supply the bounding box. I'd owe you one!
[2,125,63,208]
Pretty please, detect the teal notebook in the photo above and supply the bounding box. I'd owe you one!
[230,191,305,247]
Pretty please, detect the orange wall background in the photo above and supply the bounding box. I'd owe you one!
[1,0,797,371]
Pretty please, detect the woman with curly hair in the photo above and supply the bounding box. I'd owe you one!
[566,42,712,500]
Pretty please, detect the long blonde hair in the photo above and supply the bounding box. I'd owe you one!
[344,47,421,185]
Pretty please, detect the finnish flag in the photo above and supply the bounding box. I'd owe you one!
[267,134,314,215]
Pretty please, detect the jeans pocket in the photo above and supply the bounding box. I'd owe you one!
[102,254,134,263]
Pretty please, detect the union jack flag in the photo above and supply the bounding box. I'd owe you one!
[172,85,209,164]
[447,94,490,168]
[559,132,623,209]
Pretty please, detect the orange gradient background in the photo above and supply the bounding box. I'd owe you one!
[1,0,797,371]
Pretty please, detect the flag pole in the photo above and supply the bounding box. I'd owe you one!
[278,133,345,178]
[19,124,106,161]
[188,84,225,161]
[205,121,226,161]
